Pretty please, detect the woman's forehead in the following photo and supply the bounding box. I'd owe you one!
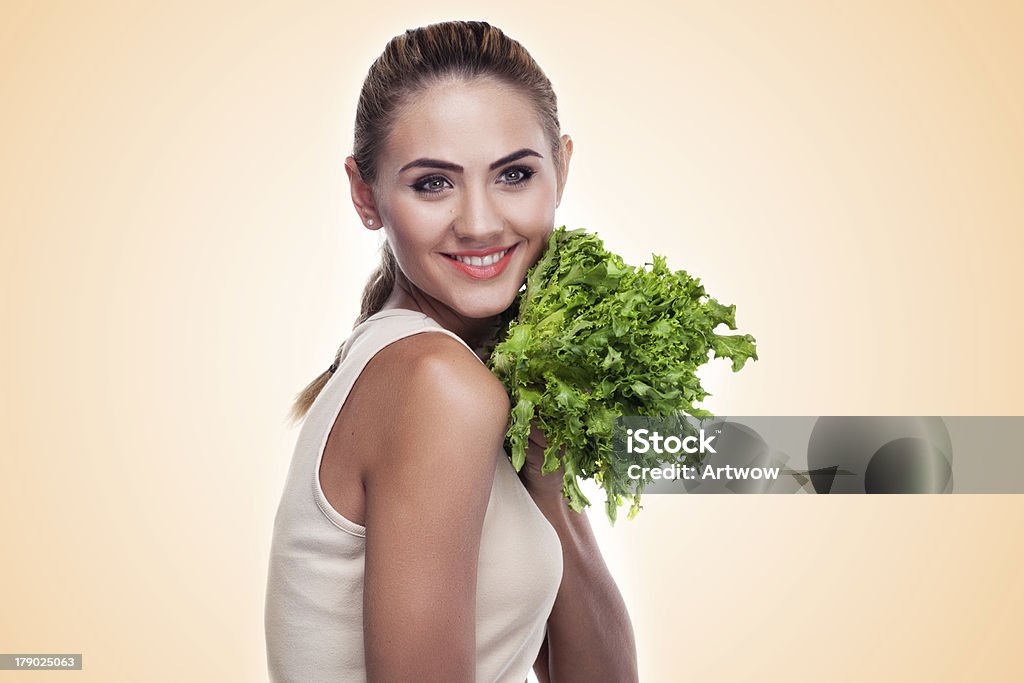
[381,80,549,172]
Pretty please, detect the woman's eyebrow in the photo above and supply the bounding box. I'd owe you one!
[489,148,543,170]
[398,148,543,174]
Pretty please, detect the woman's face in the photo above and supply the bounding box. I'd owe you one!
[355,77,570,322]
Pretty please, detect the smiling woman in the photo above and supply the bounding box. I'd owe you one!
[401,145,546,281]
[352,76,567,321]
[264,20,638,683]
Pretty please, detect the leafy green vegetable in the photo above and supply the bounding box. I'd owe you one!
[487,227,757,523]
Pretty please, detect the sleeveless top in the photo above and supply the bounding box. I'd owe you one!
[265,308,564,682]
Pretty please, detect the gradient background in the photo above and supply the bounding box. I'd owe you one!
[2,1,1023,681]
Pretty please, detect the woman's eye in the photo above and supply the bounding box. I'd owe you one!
[412,175,452,193]
[500,166,535,186]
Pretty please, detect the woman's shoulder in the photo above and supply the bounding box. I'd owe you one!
[351,329,510,503]
[358,328,511,438]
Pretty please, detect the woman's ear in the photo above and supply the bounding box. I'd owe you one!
[555,134,573,208]
[344,155,383,230]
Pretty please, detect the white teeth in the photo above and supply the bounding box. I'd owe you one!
[452,249,508,267]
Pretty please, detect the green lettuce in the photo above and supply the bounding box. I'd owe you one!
[487,227,758,523]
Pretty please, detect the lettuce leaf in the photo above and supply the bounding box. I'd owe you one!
[488,227,758,523]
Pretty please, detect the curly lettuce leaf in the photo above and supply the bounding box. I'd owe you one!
[488,227,758,523]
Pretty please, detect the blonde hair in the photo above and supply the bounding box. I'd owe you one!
[288,20,563,424]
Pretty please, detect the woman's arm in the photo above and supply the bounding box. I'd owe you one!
[532,632,551,683]
[361,333,511,682]
[523,429,640,683]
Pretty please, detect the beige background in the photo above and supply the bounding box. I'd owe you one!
[2,1,1022,681]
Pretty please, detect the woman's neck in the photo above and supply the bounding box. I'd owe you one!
[380,275,504,354]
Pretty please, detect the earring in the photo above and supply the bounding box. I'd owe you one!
[367,218,375,226]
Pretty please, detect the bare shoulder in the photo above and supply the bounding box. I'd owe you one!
[374,333,509,419]
[356,330,510,473]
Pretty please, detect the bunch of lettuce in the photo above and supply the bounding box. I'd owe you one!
[487,227,757,523]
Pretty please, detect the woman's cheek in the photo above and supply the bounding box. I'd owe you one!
[404,198,455,233]
[504,187,554,224]
[521,199,556,234]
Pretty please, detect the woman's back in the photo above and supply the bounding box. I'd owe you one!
[265,308,563,682]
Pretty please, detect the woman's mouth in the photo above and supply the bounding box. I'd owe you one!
[442,244,518,280]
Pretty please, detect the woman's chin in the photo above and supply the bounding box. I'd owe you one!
[450,294,518,320]
[456,303,513,320]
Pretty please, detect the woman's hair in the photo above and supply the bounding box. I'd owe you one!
[288,20,563,424]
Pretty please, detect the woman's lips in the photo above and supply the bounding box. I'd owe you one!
[442,243,518,280]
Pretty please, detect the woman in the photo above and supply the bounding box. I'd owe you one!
[265,21,638,683]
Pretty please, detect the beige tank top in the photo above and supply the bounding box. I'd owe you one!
[265,308,563,682]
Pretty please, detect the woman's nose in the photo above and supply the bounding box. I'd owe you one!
[452,186,503,242]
